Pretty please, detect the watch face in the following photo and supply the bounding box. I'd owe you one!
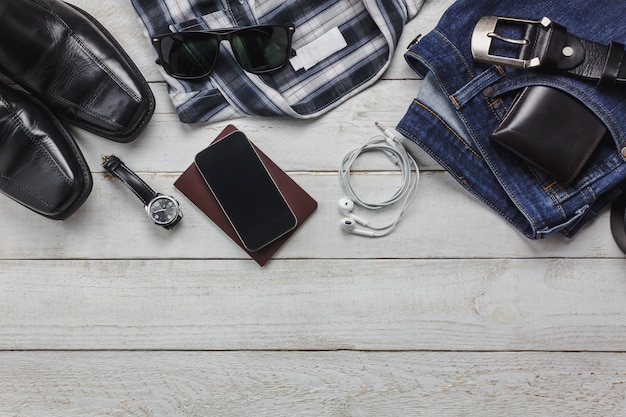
[147,196,180,226]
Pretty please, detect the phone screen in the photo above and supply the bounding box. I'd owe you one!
[194,131,297,251]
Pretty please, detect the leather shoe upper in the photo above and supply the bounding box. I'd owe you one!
[0,0,155,142]
[0,81,92,219]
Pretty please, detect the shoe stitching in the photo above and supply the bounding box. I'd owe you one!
[28,0,140,131]
[0,95,73,187]
[0,173,56,210]
[84,79,109,112]
[31,0,142,102]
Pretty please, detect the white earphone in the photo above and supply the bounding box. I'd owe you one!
[338,122,419,238]
[338,196,369,226]
[339,217,375,237]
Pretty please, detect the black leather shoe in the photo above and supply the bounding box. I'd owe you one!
[0,81,92,220]
[0,0,155,143]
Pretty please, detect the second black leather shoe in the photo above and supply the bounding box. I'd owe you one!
[0,81,92,220]
[0,0,155,143]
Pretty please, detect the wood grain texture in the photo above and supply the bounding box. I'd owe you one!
[1,259,625,351]
[1,0,625,415]
[1,351,625,416]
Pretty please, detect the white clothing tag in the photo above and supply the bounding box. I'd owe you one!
[290,26,348,71]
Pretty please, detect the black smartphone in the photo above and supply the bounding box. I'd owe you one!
[194,131,297,251]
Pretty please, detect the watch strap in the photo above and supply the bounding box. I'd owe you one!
[102,155,157,205]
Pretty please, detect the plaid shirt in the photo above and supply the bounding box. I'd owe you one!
[131,0,424,123]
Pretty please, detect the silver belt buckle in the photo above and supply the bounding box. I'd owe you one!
[471,16,552,69]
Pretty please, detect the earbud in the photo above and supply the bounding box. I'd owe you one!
[340,217,375,237]
[338,196,354,211]
[338,197,369,226]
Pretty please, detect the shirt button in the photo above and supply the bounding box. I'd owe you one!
[621,147,626,158]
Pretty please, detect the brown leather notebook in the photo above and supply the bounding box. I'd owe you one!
[174,125,317,266]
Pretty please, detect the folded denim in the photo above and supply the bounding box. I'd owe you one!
[397,0,626,239]
[0,0,155,142]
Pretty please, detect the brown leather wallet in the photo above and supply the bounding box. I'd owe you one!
[490,85,607,185]
[174,125,317,266]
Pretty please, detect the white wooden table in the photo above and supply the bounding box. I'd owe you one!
[2,0,626,415]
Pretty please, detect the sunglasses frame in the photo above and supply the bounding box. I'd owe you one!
[152,24,296,80]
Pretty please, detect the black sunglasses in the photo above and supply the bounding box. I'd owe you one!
[152,24,295,79]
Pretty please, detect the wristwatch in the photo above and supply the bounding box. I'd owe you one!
[101,154,182,229]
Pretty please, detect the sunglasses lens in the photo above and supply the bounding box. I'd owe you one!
[159,33,219,78]
[230,26,292,73]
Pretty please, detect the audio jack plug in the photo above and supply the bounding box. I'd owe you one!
[375,121,397,142]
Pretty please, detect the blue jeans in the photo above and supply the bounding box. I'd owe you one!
[397,0,626,239]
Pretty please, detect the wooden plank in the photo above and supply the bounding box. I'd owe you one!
[1,259,625,351]
[0,351,624,416]
[0,173,621,259]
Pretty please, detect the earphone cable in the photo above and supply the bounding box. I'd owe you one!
[338,125,420,234]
